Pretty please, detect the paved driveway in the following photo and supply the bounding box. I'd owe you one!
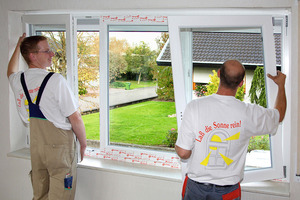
[79,86,158,112]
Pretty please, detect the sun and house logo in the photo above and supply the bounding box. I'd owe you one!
[200,129,240,169]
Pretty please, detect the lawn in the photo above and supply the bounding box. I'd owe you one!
[82,100,177,146]
[127,80,156,89]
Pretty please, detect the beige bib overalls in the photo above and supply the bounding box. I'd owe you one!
[21,72,77,200]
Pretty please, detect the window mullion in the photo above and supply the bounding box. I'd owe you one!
[99,20,109,147]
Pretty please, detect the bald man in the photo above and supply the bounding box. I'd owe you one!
[176,60,286,200]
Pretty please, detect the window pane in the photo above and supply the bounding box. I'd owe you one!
[108,28,177,150]
[77,32,100,148]
[178,27,276,170]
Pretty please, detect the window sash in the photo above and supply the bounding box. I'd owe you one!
[22,14,77,96]
[99,18,168,148]
[168,15,283,182]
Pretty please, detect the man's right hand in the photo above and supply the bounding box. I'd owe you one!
[267,70,286,87]
[267,70,287,122]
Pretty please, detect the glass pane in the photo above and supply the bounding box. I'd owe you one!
[108,27,177,150]
[179,27,274,170]
[77,32,100,148]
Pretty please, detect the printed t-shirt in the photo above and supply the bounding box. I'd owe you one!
[176,94,280,186]
[9,68,78,130]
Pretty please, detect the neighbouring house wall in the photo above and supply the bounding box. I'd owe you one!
[0,1,298,200]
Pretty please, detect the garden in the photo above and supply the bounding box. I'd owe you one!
[82,100,178,147]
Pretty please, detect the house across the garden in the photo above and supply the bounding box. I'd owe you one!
[156,31,282,101]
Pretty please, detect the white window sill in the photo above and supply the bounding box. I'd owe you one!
[78,156,182,182]
[8,148,289,198]
[241,180,290,197]
[7,147,31,160]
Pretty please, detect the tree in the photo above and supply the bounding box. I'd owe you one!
[152,65,174,101]
[125,42,156,84]
[153,33,175,101]
[44,32,100,95]
[109,52,128,83]
[77,32,99,95]
[45,32,67,78]
[249,66,266,107]
[109,37,129,83]
[155,32,169,50]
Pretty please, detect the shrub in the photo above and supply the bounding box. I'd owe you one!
[195,84,207,97]
[248,135,270,152]
[163,128,177,148]
[152,65,175,101]
[78,81,88,95]
[249,66,266,108]
[79,87,87,95]
[110,81,126,88]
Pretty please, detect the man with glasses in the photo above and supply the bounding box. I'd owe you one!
[7,33,87,200]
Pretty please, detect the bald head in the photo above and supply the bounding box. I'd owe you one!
[219,60,245,90]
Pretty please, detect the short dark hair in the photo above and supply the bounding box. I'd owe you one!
[20,35,48,65]
[219,61,245,89]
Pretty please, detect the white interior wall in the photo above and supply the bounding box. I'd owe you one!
[0,0,298,200]
[75,168,182,200]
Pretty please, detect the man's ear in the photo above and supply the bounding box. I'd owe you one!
[238,80,244,87]
[29,53,36,63]
[217,69,221,78]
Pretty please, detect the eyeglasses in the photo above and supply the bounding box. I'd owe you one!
[34,50,54,54]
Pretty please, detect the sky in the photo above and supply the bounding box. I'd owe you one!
[109,32,162,50]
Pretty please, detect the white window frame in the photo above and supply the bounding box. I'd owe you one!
[98,16,181,163]
[21,15,78,150]
[168,15,284,182]
[22,14,77,97]
[73,16,101,104]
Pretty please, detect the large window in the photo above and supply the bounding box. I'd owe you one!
[21,12,290,180]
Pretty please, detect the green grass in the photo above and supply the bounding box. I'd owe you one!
[82,101,177,146]
[82,112,100,140]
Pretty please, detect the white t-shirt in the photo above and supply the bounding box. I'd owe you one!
[9,68,78,130]
[176,94,280,186]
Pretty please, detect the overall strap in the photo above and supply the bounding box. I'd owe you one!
[20,73,32,104]
[35,72,54,105]
[20,72,54,105]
